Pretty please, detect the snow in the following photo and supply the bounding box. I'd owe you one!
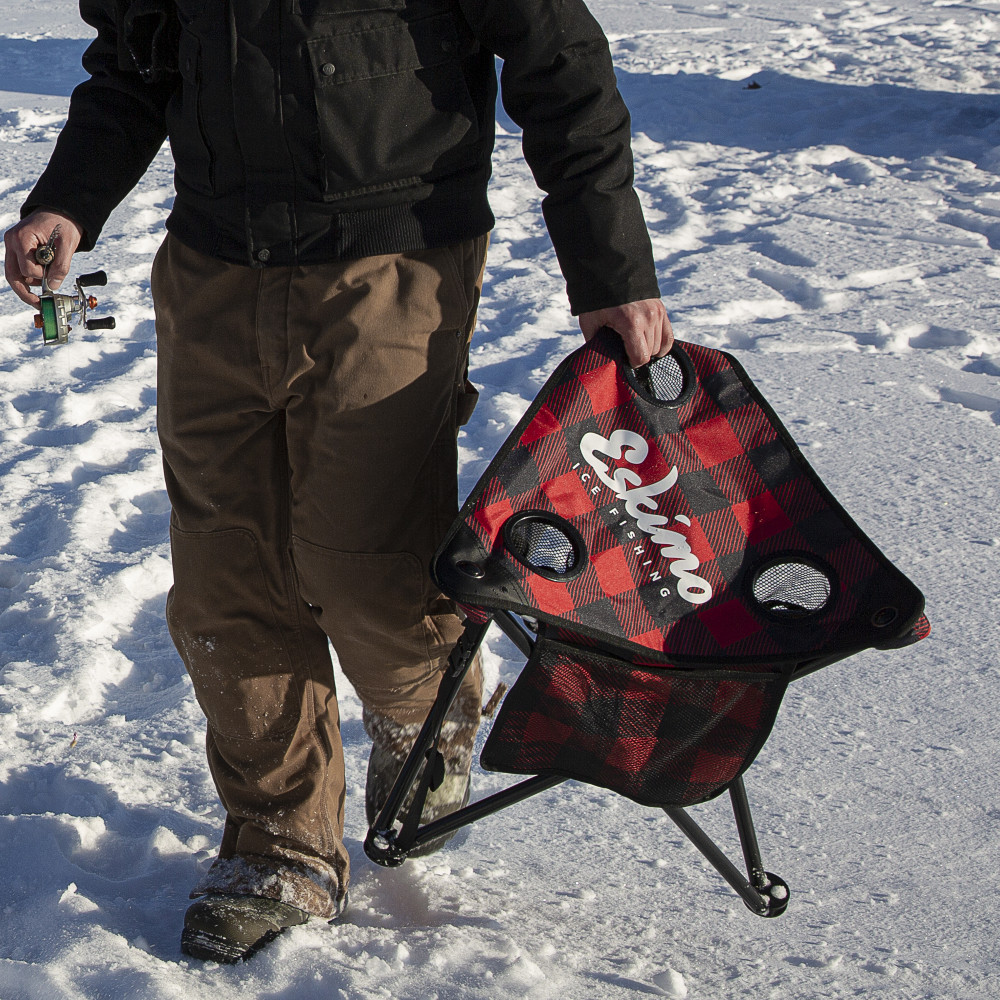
[1,0,999,996]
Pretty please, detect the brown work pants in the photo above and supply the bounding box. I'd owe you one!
[151,233,487,917]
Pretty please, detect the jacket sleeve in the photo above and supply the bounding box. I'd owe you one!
[458,0,661,314]
[21,0,174,251]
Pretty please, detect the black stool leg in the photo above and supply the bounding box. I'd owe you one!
[364,616,491,866]
[664,778,790,917]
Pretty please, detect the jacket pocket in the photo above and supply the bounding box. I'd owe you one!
[306,13,479,200]
[168,28,216,195]
[123,0,180,81]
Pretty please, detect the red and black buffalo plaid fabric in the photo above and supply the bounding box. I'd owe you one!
[433,329,928,807]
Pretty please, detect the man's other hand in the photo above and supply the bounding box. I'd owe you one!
[578,298,673,368]
[4,210,84,307]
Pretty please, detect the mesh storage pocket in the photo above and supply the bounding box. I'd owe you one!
[480,637,790,807]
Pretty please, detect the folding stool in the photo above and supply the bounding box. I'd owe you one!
[365,329,929,917]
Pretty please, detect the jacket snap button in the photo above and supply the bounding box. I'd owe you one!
[321,62,336,76]
[257,248,271,263]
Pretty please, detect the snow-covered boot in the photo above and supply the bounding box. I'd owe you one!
[181,893,311,963]
[364,680,482,856]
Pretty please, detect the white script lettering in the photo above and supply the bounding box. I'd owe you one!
[579,430,713,604]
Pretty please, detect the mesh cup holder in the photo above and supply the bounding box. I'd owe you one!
[627,347,695,407]
[645,353,686,402]
[751,557,834,619]
[502,512,586,582]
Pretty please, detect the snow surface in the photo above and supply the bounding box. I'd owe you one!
[1,1,999,997]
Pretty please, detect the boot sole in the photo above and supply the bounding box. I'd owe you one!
[181,926,282,964]
[180,891,349,964]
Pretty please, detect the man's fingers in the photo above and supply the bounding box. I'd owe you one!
[620,327,653,368]
[3,210,83,306]
[578,299,673,368]
[2,237,41,306]
[652,311,675,360]
[36,224,81,292]
[44,251,73,292]
[9,226,48,280]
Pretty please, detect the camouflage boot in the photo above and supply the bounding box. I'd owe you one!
[364,679,482,856]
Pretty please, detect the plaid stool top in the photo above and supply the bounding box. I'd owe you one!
[433,330,928,806]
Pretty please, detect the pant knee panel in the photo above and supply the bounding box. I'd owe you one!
[168,525,303,739]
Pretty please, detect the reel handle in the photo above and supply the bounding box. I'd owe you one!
[85,317,117,331]
[77,270,108,288]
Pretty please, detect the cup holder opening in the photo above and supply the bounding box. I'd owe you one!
[503,512,586,582]
[751,557,834,620]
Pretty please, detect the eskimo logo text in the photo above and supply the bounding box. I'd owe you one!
[579,430,712,604]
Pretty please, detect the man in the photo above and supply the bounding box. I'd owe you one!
[4,0,671,963]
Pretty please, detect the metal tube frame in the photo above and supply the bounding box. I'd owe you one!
[364,615,492,866]
[364,611,790,917]
[664,777,789,917]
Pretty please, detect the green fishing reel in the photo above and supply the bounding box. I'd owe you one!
[34,270,116,345]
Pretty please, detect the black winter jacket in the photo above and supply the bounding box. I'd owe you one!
[24,0,661,313]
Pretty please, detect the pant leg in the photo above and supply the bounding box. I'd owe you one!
[281,237,488,727]
[153,235,348,917]
[153,233,487,917]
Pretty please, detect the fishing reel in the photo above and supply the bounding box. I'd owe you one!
[34,270,116,346]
